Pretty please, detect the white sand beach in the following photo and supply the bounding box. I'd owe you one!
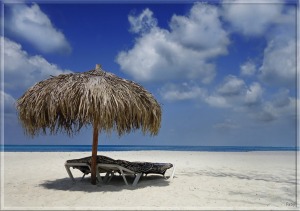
[1,151,298,210]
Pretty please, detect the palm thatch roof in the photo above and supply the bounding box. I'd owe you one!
[16,65,161,137]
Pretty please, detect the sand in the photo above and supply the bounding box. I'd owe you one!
[1,151,298,210]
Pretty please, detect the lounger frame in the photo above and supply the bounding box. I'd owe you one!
[64,162,175,186]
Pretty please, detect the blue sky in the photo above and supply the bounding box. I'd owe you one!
[2,0,298,147]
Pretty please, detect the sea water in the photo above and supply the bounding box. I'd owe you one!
[1,145,298,152]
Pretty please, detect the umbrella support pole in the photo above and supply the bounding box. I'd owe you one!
[91,125,99,185]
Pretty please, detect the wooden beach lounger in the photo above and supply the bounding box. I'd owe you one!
[65,155,176,186]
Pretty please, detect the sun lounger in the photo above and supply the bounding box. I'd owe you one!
[65,155,115,183]
[97,163,142,186]
[65,155,176,186]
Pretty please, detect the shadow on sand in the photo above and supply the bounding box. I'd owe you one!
[40,175,172,192]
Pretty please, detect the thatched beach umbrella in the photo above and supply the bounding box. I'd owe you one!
[16,64,161,185]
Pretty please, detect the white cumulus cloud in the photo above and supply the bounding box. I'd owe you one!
[257,5,296,87]
[169,3,229,55]
[129,8,157,33]
[205,95,230,108]
[3,37,72,93]
[222,1,296,87]
[253,95,296,123]
[5,3,71,54]
[116,3,229,83]
[2,91,16,113]
[272,88,291,108]
[240,61,256,76]
[217,75,246,96]
[160,82,206,101]
[259,39,296,87]
[244,82,263,106]
[205,75,246,108]
[222,0,284,36]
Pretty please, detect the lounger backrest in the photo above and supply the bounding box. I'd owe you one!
[67,155,173,175]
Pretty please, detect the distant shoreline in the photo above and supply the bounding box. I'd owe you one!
[1,145,298,152]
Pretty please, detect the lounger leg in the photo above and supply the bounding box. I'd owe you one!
[170,165,176,180]
[106,172,114,184]
[132,173,142,186]
[119,169,128,185]
[103,172,111,183]
[81,173,86,181]
[96,168,103,183]
[65,165,75,182]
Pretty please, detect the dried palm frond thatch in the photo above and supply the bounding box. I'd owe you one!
[16,64,162,184]
[16,64,161,137]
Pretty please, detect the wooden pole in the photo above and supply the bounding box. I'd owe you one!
[91,65,100,185]
[91,125,99,185]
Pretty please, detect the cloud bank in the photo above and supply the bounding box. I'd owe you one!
[117,1,296,126]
